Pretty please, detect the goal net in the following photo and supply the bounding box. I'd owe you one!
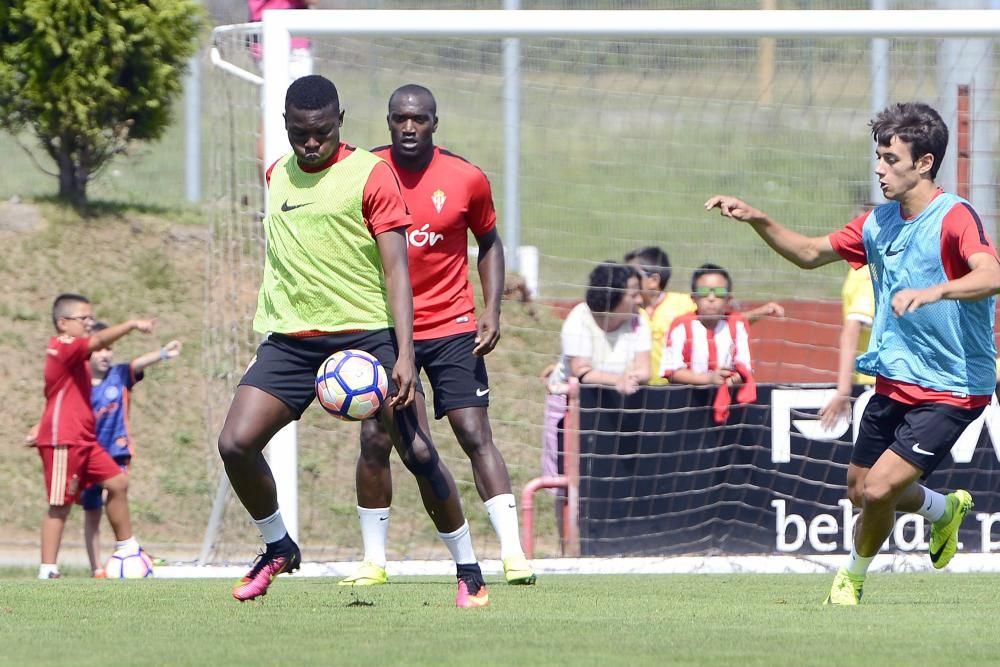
[203,8,1000,567]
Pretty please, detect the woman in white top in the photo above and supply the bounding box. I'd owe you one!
[542,262,650,479]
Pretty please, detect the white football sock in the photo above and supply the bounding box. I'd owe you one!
[484,493,525,559]
[114,536,140,555]
[846,547,874,578]
[358,506,390,567]
[438,521,477,565]
[916,486,947,523]
[38,563,59,579]
[253,509,287,544]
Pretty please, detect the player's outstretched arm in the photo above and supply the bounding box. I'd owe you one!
[376,228,417,408]
[474,228,504,357]
[892,252,1000,316]
[131,339,182,374]
[88,318,156,352]
[704,195,840,270]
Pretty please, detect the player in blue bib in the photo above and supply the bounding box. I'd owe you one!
[706,102,1000,605]
[80,321,182,577]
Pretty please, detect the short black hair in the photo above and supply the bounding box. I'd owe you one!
[690,263,732,293]
[51,293,89,328]
[388,84,437,116]
[90,321,110,348]
[624,246,671,290]
[585,262,638,314]
[285,75,340,112]
[870,102,948,180]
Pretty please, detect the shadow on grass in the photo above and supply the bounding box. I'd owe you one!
[31,194,202,223]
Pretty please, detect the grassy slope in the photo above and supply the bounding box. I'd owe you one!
[1,202,213,550]
[0,200,566,562]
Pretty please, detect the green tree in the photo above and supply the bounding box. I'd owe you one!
[0,0,202,204]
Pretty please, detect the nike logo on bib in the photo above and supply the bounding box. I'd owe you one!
[912,442,934,456]
[886,244,906,256]
[281,199,313,212]
[476,388,490,397]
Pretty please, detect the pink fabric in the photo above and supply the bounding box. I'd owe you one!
[542,393,568,479]
[248,0,311,55]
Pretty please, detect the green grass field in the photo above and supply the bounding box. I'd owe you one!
[3,572,1000,666]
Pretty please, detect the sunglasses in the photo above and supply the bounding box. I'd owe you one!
[62,315,96,323]
[692,287,730,298]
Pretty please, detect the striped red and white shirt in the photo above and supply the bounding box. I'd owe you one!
[660,313,752,379]
[37,335,97,446]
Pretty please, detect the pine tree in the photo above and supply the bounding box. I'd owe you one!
[0,0,202,204]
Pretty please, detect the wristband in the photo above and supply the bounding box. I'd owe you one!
[159,347,169,361]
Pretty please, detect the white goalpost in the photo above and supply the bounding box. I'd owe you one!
[197,8,1000,574]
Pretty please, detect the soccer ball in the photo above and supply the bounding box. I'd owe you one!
[105,549,155,579]
[315,349,388,421]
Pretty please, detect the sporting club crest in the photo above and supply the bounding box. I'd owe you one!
[431,189,446,214]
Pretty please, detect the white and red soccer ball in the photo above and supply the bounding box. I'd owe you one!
[315,349,388,421]
[105,549,155,579]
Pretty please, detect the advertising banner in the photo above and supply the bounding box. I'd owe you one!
[577,384,1000,557]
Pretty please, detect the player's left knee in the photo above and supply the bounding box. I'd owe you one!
[450,421,493,455]
[399,440,439,476]
[861,481,895,508]
[400,444,451,499]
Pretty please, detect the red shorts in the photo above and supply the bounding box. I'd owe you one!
[37,443,123,506]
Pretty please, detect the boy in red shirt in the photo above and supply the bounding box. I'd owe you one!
[34,293,155,579]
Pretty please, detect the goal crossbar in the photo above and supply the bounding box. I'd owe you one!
[261,9,1000,39]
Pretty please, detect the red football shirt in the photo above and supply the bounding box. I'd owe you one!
[373,146,498,340]
[37,335,97,446]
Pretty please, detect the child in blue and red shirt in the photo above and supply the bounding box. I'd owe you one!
[82,321,181,577]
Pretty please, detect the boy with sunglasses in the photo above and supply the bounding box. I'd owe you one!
[626,246,782,388]
[660,264,753,389]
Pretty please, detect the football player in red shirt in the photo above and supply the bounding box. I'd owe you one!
[33,293,155,579]
[341,85,535,587]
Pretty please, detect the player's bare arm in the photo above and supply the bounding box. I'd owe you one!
[376,228,417,407]
[892,252,1000,316]
[131,339,182,373]
[704,195,841,269]
[474,228,504,357]
[88,318,156,352]
[818,318,863,429]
